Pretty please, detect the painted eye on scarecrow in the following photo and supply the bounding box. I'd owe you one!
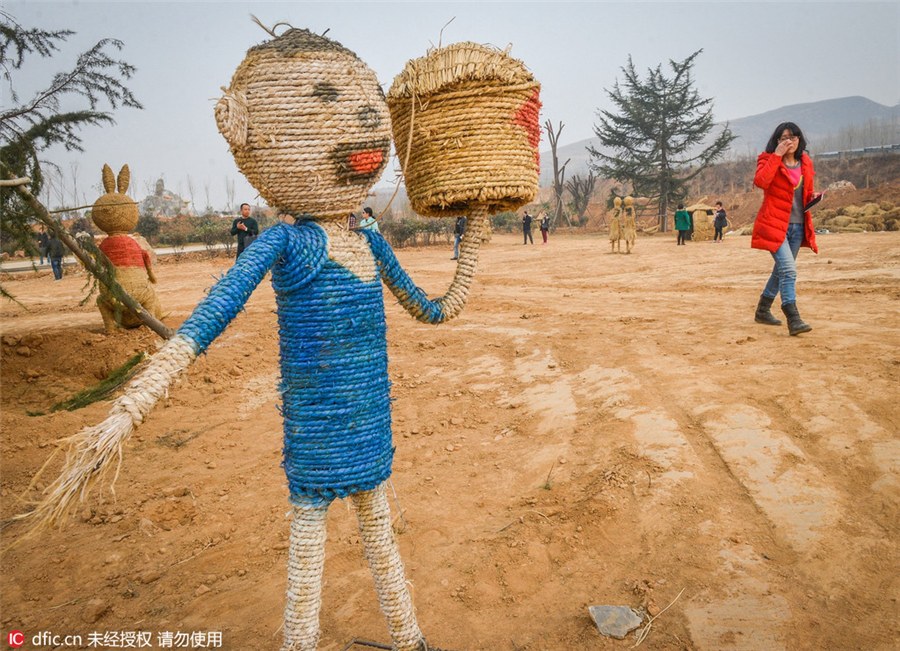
[358,106,381,129]
[313,82,340,103]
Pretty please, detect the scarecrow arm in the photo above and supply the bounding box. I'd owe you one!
[21,226,300,532]
[178,224,292,352]
[363,230,446,325]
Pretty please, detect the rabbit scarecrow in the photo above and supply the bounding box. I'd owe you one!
[622,196,636,254]
[27,27,540,651]
[92,164,166,332]
[609,196,623,253]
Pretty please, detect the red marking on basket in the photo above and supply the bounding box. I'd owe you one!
[512,88,542,168]
[349,150,384,175]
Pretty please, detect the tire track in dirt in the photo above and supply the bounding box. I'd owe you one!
[624,342,896,650]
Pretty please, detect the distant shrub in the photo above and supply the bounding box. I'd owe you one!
[491,211,519,233]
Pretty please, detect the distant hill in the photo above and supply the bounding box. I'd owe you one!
[539,96,900,186]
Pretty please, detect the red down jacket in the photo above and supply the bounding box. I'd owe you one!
[751,151,818,254]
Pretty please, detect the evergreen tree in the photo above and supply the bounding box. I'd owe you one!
[0,10,142,254]
[588,50,735,231]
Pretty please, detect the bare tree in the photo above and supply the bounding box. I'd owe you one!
[565,172,596,226]
[544,119,572,230]
[185,174,196,215]
[69,160,80,210]
[203,178,211,214]
[225,175,235,214]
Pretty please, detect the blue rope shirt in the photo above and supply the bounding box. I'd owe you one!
[178,221,445,500]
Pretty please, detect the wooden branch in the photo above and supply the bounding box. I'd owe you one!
[0,177,32,187]
[9,181,174,340]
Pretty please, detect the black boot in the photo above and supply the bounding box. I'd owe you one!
[781,302,812,336]
[754,295,782,326]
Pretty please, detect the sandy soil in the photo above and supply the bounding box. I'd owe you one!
[1,230,898,651]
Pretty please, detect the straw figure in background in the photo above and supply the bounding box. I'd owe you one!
[609,196,623,253]
[22,26,539,651]
[622,196,636,254]
[91,164,166,333]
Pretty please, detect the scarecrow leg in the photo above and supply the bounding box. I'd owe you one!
[282,496,331,651]
[353,483,426,651]
[97,297,118,333]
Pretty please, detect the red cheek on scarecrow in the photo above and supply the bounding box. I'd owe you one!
[350,149,385,175]
[512,88,542,167]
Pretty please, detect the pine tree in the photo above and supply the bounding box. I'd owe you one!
[0,10,142,254]
[588,50,735,232]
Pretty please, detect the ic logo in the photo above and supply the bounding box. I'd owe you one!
[7,631,24,647]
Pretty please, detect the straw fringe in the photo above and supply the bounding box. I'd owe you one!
[17,335,197,534]
[388,41,533,99]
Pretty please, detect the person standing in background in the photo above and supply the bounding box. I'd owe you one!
[359,206,379,233]
[522,210,534,244]
[48,232,66,280]
[674,204,691,245]
[230,203,259,258]
[452,215,466,260]
[539,212,550,244]
[713,201,728,243]
[37,228,49,264]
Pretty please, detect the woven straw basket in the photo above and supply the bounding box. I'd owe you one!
[387,42,541,218]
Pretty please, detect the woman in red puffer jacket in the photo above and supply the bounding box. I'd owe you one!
[751,121,821,336]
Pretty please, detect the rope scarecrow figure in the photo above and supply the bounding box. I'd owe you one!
[92,164,166,332]
[622,196,636,254]
[609,196,623,253]
[24,27,541,651]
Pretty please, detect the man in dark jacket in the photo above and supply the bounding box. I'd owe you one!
[37,228,49,264]
[522,211,533,244]
[230,203,259,258]
[452,215,466,260]
[48,233,66,280]
[713,201,728,243]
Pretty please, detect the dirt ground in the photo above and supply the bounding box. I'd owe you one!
[1,229,898,651]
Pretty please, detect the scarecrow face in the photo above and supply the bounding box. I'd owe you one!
[217,30,392,220]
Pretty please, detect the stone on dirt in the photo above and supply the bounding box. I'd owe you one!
[588,605,643,639]
[82,599,108,623]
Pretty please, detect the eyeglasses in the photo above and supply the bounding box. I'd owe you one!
[778,135,799,142]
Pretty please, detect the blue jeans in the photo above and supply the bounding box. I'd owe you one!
[762,223,803,305]
[50,257,63,280]
[453,233,462,258]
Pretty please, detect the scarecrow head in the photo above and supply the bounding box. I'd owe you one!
[215,28,391,221]
[92,164,139,235]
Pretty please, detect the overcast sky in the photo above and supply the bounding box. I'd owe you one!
[6,1,899,211]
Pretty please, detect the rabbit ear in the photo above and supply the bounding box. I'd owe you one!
[117,165,131,194]
[215,88,249,149]
[102,164,116,194]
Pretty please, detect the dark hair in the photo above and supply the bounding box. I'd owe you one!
[240,203,250,210]
[677,204,684,210]
[363,207,373,216]
[715,201,723,207]
[765,122,807,158]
